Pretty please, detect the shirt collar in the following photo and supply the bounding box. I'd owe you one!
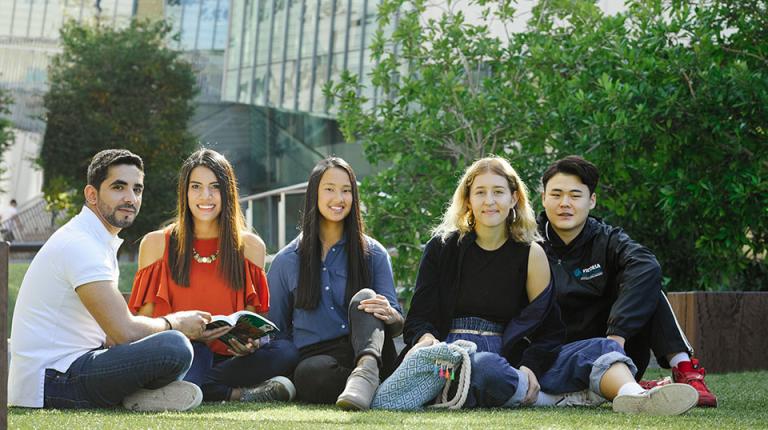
[544,216,597,252]
[545,220,567,248]
[333,235,348,247]
[78,206,124,250]
[290,232,348,253]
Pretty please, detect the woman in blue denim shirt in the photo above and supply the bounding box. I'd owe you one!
[268,157,403,410]
[402,156,698,415]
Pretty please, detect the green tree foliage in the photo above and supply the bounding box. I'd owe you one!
[40,20,198,248]
[327,0,550,295]
[330,0,767,292]
[522,0,768,290]
[0,88,14,187]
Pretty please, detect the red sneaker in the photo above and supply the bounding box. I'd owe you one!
[639,376,672,390]
[672,358,718,407]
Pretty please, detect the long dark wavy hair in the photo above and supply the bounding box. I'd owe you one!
[295,157,370,309]
[169,149,247,290]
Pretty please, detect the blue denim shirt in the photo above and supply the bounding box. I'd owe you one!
[267,234,402,350]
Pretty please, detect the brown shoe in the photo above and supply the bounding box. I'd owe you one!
[336,356,379,411]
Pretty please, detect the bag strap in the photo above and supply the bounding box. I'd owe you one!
[431,340,474,410]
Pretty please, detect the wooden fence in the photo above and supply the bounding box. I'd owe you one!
[667,292,768,373]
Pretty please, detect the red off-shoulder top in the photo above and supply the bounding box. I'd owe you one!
[128,232,268,355]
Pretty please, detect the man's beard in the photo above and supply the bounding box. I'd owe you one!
[98,201,139,229]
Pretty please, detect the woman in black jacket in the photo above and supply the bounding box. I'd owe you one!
[402,156,698,415]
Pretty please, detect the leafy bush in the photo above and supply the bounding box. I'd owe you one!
[40,20,198,249]
[330,0,767,292]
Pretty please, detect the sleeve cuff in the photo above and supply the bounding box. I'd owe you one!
[385,316,404,338]
[606,326,631,339]
[410,328,437,346]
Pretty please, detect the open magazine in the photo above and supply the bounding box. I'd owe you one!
[205,310,279,345]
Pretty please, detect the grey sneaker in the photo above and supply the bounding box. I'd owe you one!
[555,389,607,407]
[122,380,203,412]
[613,383,698,415]
[336,357,380,411]
[240,376,296,402]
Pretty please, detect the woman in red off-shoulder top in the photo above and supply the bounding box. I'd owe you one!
[128,149,299,403]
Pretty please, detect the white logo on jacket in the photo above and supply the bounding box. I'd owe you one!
[573,263,604,281]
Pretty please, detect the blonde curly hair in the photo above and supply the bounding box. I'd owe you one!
[433,156,540,244]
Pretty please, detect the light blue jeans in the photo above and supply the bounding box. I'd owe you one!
[446,317,637,408]
[43,330,194,409]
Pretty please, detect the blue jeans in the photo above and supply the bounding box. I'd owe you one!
[184,339,299,401]
[538,338,637,396]
[446,317,637,408]
[43,330,193,409]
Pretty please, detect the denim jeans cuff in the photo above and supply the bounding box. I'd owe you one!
[178,352,193,382]
[588,351,638,394]
[502,367,527,408]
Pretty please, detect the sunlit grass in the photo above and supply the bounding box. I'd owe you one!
[9,370,766,429]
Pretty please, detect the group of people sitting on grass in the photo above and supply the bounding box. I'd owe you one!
[9,148,717,415]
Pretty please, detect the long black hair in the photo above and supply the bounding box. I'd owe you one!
[169,148,247,290]
[295,157,370,309]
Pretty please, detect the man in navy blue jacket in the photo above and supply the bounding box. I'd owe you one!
[538,155,717,407]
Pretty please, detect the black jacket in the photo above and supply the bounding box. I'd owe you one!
[537,212,662,342]
[403,231,566,378]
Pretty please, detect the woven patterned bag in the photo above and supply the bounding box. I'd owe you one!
[371,340,477,410]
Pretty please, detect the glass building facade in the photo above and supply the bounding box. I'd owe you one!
[195,0,395,250]
[189,101,369,250]
[166,0,229,51]
[0,0,134,40]
[223,0,391,114]
[0,0,391,251]
[164,0,229,102]
[0,0,137,208]
[0,0,137,130]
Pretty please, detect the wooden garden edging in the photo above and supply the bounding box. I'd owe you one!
[667,291,768,373]
[1,242,9,427]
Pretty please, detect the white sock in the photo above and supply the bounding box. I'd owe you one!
[668,352,690,368]
[617,382,645,397]
[533,392,563,406]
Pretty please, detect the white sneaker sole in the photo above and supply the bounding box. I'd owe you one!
[122,381,203,412]
[613,383,698,416]
[269,376,297,401]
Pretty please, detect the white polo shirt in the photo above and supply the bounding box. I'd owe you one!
[9,206,123,407]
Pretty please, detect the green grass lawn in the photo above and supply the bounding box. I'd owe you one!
[7,263,767,428]
[8,370,767,429]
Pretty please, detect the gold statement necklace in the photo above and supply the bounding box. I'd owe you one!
[192,247,219,264]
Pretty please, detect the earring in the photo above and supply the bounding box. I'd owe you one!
[511,207,517,223]
[467,212,475,227]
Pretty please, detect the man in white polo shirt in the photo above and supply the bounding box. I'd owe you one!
[9,149,217,411]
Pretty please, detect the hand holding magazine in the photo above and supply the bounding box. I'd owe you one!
[205,310,279,346]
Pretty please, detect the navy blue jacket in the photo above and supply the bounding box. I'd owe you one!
[403,231,566,378]
[538,212,663,342]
